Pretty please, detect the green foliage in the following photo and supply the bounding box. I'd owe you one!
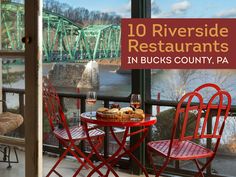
[44,0,121,26]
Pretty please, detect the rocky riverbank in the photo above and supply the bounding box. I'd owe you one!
[77,58,121,66]
[48,61,99,89]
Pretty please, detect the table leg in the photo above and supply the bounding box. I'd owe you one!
[109,127,149,177]
[83,123,129,177]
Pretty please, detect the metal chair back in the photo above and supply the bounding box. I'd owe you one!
[43,77,73,141]
[169,83,231,156]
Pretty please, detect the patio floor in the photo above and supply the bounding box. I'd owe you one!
[1,148,236,177]
[0,149,156,177]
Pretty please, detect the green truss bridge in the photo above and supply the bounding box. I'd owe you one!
[1,2,121,62]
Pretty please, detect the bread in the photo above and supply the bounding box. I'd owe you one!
[130,113,145,119]
[121,113,130,120]
[120,107,133,113]
[107,108,119,113]
[135,109,144,115]
[97,107,109,113]
[96,107,145,121]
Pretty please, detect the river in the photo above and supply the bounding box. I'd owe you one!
[3,64,236,108]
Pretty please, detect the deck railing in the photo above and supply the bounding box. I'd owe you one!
[2,87,236,177]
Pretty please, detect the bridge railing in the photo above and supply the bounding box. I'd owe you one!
[2,87,236,177]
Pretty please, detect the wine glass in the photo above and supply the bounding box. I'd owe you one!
[130,94,141,110]
[86,91,97,117]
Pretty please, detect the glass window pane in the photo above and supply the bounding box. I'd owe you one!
[42,0,130,98]
[0,57,25,175]
[0,1,25,52]
[42,0,131,169]
[2,58,25,135]
[0,1,25,176]
[151,1,236,176]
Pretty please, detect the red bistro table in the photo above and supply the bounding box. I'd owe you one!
[81,112,157,177]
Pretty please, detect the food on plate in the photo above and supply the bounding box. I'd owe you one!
[96,107,145,121]
[97,107,109,113]
[107,108,119,113]
[135,109,144,115]
[120,107,133,113]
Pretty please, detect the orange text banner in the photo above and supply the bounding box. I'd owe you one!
[121,18,236,69]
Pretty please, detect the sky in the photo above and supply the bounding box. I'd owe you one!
[58,0,236,18]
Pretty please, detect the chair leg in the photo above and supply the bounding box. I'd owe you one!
[13,147,19,163]
[3,146,7,161]
[194,156,215,177]
[46,147,70,177]
[193,159,204,177]
[7,146,12,169]
[156,158,169,177]
[0,145,19,169]
[72,138,102,177]
[148,150,158,175]
[72,137,104,177]
[148,149,169,177]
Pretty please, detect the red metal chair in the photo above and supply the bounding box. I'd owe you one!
[43,77,105,177]
[148,83,231,177]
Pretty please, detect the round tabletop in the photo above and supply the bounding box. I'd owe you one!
[81,112,157,127]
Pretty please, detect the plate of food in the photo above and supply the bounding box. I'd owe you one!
[96,106,145,122]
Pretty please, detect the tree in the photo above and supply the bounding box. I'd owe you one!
[153,69,234,102]
[153,70,197,101]
[42,0,121,26]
